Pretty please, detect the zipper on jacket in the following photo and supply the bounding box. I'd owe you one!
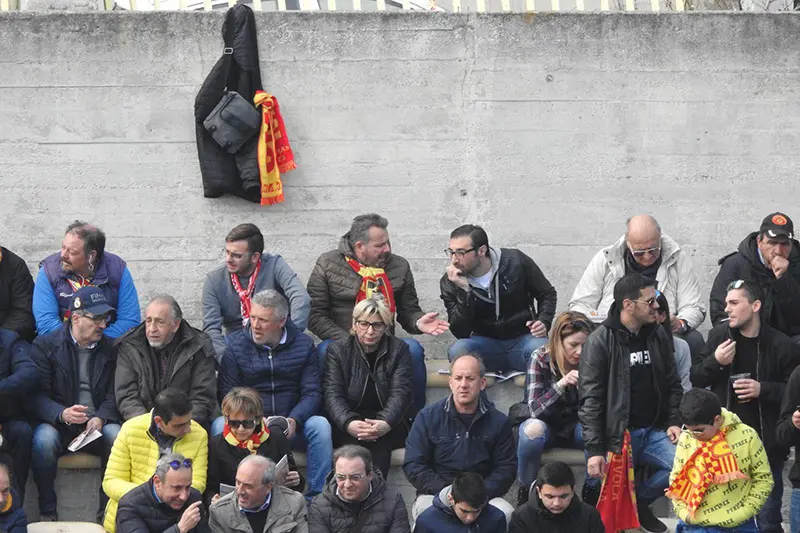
[357,349,386,409]
[268,353,277,416]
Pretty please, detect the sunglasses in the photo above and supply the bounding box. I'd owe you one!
[628,246,661,258]
[168,458,193,470]
[632,290,662,307]
[680,424,709,436]
[727,279,745,291]
[227,419,257,430]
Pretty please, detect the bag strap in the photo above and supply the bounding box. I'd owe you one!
[221,12,237,90]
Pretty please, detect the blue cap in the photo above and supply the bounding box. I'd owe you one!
[70,286,115,315]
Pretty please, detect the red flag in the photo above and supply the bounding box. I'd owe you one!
[596,430,640,532]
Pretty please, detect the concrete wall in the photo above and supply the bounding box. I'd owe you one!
[1,12,799,355]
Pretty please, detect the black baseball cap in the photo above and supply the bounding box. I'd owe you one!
[760,212,794,240]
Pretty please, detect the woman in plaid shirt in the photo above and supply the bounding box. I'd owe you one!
[516,312,594,504]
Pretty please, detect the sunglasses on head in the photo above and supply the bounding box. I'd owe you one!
[168,458,192,470]
[227,419,257,430]
[727,279,745,291]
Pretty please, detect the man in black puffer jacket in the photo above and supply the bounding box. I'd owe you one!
[117,452,209,533]
[509,462,604,533]
[710,212,800,340]
[309,445,409,533]
[440,224,557,373]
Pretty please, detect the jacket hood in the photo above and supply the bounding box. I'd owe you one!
[337,234,356,257]
[467,247,503,320]
[734,232,800,269]
[321,469,388,510]
[432,484,455,516]
[719,407,743,431]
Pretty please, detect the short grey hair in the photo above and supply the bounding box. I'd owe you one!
[251,290,289,320]
[148,294,183,322]
[333,444,373,475]
[239,455,276,486]
[449,353,486,378]
[154,452,190,480]
[348,213,388,248]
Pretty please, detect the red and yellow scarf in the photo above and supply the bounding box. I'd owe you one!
[231,257,262,327]
[254,91,297,206]
[345,257,396,313]
[596,430,640,532]
[666,429,747,519]
[223,417,270,454]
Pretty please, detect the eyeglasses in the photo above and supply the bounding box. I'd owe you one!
[631,290,662,308]
[224,249,253,261]
[227,419,257,430]
[334,472,367,482]
[727,280,745,291]
[444,248,476,259]
[168,458,193,470]
[628,246,661,258]
[354,320,386,332]
[680,424,707,436]
[84,313,111,325]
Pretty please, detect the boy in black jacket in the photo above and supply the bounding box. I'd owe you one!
[692,280,800,533]
[509,462,603,533]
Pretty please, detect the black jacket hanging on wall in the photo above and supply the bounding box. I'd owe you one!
[195,4,264,202]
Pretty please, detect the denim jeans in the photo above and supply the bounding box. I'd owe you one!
[0,419,33,500]
[447,334,547,373]
[289,415,332,502]
[628,428,676,506]
[517,420,586,489]
[756,455,784,533]
[31,422,120,515]
[791,488,800,533]
[317,337,427,415]
[676,518,758,533]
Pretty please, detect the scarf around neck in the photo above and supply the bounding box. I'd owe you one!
[223,417,270,454]
[345,257,396,313]
[231,257,262,327]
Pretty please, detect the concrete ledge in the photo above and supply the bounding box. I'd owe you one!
[294,448,405,468]
[57,453,102,470]
[29,523,105,533]
[541,448,585,466]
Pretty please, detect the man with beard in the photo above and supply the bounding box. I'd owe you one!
[440,224,557,373]
[308,213,449,414]
[579,273,683,533]
[711,212,800,343]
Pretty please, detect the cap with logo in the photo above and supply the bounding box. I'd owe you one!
[70,286,116,315]
[760,212,794,240]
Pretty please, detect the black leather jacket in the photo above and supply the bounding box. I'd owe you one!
[323,335,413,431]
[578,305,683,457]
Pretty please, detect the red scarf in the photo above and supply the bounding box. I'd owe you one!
[345,257,396,313]
[596,430,640,532]
[231,257,262,326]
[222,417,270,454]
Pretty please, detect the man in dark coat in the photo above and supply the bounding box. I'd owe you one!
[115,294,217,427]
[710,212,800,341]
[508,462,604,533]
[692,280,799,533]
[29,286,122,521]
[194,4,263,201]
[414,472,507,533]
[116,452,209,533]
[309,445,409,533]
[0,246,35,341]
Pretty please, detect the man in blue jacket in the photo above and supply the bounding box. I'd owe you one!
[415,472,507,533]
[0,463,26,533]
[216,289,331,501]
[202,223,310,362]
[403,354,516,526]
[33,220,140,338]
[0,327,37,501]
[29,286,122,521]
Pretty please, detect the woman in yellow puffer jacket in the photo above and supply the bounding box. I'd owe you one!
[669,389,773,531]
[101,396,208,533]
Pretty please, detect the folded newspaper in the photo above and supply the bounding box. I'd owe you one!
[436,368,525,382]
[67,428,102,452]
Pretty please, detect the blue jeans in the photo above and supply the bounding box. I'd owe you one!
[756,456,784,533]
[791,488,800,533]
[290,415,332,501]
[517,420,587,489]
[676,518,758,533]
[317,338,427,414]
[31,422,120,515]
[628,428,676,506]
[448,334,547,373]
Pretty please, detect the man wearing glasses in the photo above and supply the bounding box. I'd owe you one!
[579,274,683,533]
[104,388,208,533]
[440,224,557,373]
[692,280,799,533]
[569,214,706,357]
[710,212,800,344]
[309,445,410,533]
[203,223,310,362]
[29,286,122,522]
[116,453,210,533]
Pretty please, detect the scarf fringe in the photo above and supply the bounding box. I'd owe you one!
[261,193,285,206]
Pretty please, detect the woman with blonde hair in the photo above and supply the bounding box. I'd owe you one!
[516,311,595,504]
[323,295,412,478]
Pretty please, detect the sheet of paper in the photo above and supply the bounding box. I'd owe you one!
[275,454,290,482]
[67,428,102,452]
[219,483,235,496]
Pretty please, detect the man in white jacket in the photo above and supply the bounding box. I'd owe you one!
[568,214,706,356]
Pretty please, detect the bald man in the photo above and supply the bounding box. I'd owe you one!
[569,215,706,355]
